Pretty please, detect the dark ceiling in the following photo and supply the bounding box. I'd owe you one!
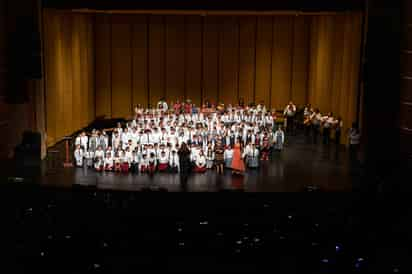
[42,0,365,11]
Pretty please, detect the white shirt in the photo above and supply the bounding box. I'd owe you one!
[349,129,361,145]
[224,149,233,160]
[196,155,206,167]
[80,135,88,149]
[158,154,169,164]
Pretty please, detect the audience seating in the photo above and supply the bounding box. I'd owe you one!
[4,184,409,274]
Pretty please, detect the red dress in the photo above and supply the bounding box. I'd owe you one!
[231,143,245,172]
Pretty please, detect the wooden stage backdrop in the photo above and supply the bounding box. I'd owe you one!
[43,9,363,146]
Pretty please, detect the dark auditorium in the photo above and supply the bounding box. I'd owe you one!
[1,0,410,273]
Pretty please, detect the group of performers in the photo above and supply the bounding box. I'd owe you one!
[73,98,286,176]
[73,98,352,176]
[301,103,344,145]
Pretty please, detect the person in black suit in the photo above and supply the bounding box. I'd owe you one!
[178,142,191,190]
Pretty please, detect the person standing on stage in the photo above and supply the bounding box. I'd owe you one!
[169,149,180,173]
[283,101,297,135]
[321,112,334,145]
[246,143,259,168]
[214,136,225,175]
[230,137,245,175]
[311,109,322,144]
[348,123,361,167]
[303,105,312,138]
[334,116,343,146]
[274,126,285,152]
[74,144,84,167]
[178,142,191,174]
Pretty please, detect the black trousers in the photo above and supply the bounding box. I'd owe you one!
[323,127,331,145]
[335,130,341,145]
[312,124,320,144]
[304,124,311,136]
[349,144,359,167]
[286,116,294,134]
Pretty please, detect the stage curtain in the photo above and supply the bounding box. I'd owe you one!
[202,16,220,105]
[308,12,363,143]
[148,15,166,108]
[165,15,185,104]
[218,16,239,105]
[95,14,111,118]
[238,16,256,107]
[43,10,95,146]
[185,16,202,106]
[43,10,362,147]
[254,16,273,107]
[111,15,132,118]
[131,15,149,109]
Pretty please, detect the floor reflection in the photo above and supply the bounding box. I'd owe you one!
[17,134,356,192]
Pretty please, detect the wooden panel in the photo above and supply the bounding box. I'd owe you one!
[290,16,309,107]
[238,16,256,106]
[218,16,239,105]
[132,15,148,108]
[71,14,82,131]
[255,16,272,107]
[330,14,345,117]
[401,77,412,102]
[79,15,90,127]
[44,10,96,146]
[400,52,412,77]
[148,15,165,107]
[55,13,65,140]
[401,26,412,51]
[87,15,95,122]
[202,16,219,105]
[165,15,185,104]
[400,130,412,156]
[61,13,73,136]
[0,0,6,97]
[44,10,57,145]
[95,14,112,118]
[271,16,294,110]
[111,15,132,118]
[185,15,202,107]
[400,103,412,130]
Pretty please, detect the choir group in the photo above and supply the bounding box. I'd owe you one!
[73,99,285,175]
[73,98,354,176]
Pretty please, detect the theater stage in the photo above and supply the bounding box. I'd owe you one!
[4,133,361,192]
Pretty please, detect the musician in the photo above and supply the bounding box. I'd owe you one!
[334,116,343,145]
[311,109,322,144]
[283,101,297,135]
[321,112,335,145]
[348,123,361,166]
[303,105,312,137]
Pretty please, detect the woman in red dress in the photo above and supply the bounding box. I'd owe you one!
[231,137,245,175]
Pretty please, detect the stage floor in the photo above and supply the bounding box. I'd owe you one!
[3,133,361,192]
